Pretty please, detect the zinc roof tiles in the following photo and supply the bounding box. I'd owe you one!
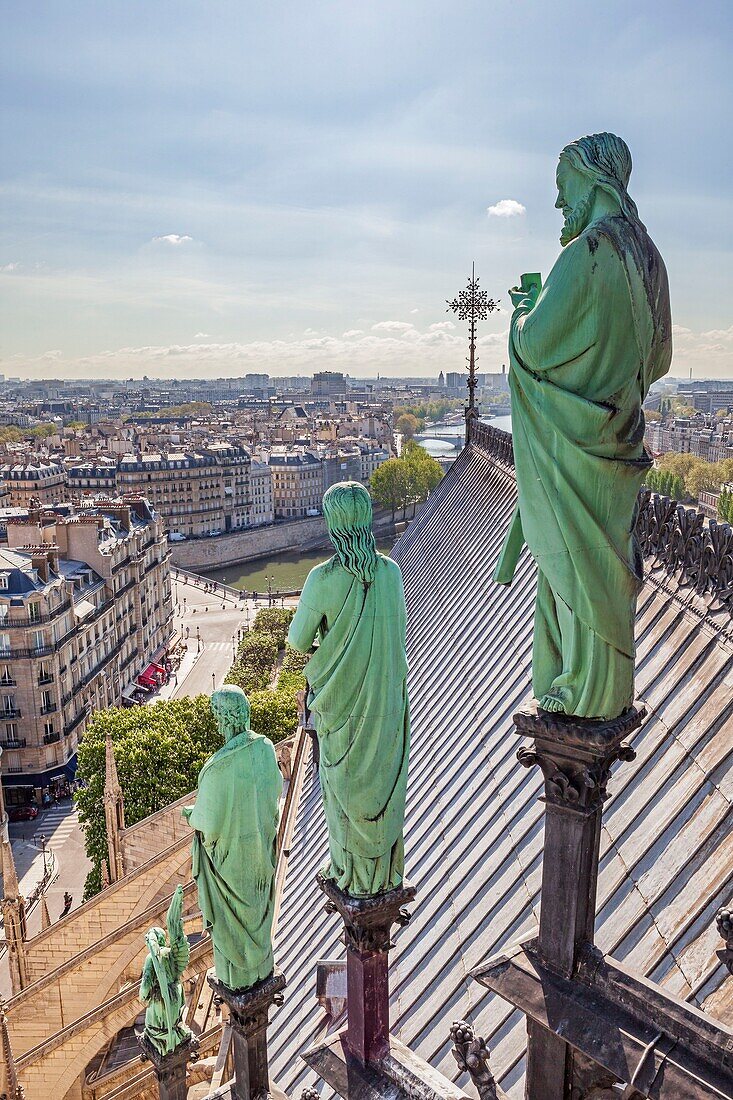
[270,438,733,1098]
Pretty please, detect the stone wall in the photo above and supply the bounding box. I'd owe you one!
[168,512,397,571]
[23,838,191,982]
[168,515,329,570]
[119,790,194,872]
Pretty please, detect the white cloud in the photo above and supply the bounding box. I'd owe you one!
[194,332,210,338]
[342,329,364,338]
[487,199,526,218]
[1,262,19,273]
[429,321,455,332]
[152,234,194,245]
[410,308,420,314]
[371,320,415,334]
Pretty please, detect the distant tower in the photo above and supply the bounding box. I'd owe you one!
[447,264,500,444]
[104,732,126,884]
[438,371,445,389]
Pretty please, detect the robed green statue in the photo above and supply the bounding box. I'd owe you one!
[288,481,410,897]
[139,884,191,1056]
[183,686,282,991]
[495,132,672,720]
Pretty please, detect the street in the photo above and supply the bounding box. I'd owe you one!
[0,800,91,998]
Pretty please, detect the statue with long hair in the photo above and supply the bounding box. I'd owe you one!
[494,133,672,720]
[183,686,281,991]
[139,885,191,1056]
[288,481,410,897]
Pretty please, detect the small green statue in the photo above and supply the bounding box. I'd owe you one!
[183,685,282,992]
[139,884,191,1056]
[288,481,410,897]
[494,132,672,720]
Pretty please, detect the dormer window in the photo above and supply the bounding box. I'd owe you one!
[0,575,8,591]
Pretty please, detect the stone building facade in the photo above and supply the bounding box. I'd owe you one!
[269,451,323,518]
[250,459,274,526]
[117,444,251,538]
[0,498,172,804]
[1,461,66,507]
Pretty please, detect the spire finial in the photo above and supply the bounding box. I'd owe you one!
[447,266,500,444]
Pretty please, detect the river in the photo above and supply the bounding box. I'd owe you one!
[201,413,511,589]
[202,537,395,593]
[418,413,512,457]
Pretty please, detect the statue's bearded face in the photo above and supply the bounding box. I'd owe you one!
[555,156,595,246]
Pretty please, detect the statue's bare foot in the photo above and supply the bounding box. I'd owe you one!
[539,692,567,713]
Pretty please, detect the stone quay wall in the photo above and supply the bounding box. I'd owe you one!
[168,512,397,571]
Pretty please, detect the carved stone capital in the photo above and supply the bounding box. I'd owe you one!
[208,969,286,1038]
[317,873,416,955]
[449,1020,498,1099]
[514,704,643,814]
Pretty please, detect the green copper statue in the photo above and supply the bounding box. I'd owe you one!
[183,686,282,991]
[139,884,191,1056]
[288,481,410,897]
[495,132,672,720]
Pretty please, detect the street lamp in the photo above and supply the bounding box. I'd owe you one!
[211,672,216,693]
[39,833,47,880]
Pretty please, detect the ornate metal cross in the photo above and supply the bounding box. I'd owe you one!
[446,263,499,441]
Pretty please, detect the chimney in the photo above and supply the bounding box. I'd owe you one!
[31,551,49,584]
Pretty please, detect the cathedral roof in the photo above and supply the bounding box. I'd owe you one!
[270,429,733,1096]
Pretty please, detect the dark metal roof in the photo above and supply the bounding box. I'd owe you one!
[270,438,733,1099]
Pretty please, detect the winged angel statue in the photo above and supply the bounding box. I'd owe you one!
[139,884,192,1056]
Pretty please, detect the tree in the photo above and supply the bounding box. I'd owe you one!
[75,697,223,899]
[371,458,408,520]
[645,409,661,422]
[395,413,419,440]
[248,689,299,743]
[402,441,443,516]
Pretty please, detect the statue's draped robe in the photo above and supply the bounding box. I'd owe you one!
[185,732,281,991]
[495,214,672,719]
[289,554,409,896]
[139,947,188,1055]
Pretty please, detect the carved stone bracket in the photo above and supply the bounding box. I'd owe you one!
[317,873,416,956]
[137,1032,199,1100]
[514,705,642,815]
[208,969,286,1037]
[317,873,416,1065]
[207,970,285,1100]
[449,1020,498,1100]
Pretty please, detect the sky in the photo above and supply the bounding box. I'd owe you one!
[1,0,732,380]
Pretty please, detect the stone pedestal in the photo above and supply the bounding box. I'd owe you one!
[514,703,643,1100]
[137,1031,199,1100]
[208,969,286,1100]
[317,873,416,1065]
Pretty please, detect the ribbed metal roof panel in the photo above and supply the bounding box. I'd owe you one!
[270,441,733,1098]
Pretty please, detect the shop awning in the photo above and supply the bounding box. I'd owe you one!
[2,753,77,788]
[73,599,96,620]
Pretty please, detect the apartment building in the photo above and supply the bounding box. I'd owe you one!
[250,459,274,526]
[117,445,251,538]
[1,460,66,507]
[0,498,172,804]
[269,451,323,518]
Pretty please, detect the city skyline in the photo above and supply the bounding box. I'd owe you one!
[2,0,732,379]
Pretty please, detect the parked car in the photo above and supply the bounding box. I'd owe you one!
[8,804,38,822]
[169,532,187,542]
